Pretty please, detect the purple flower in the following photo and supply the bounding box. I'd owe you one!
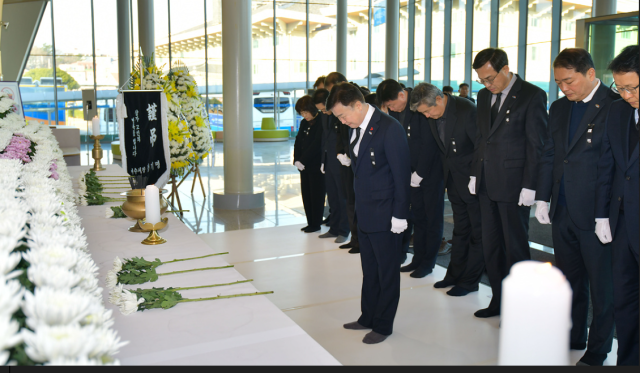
[0,135,33,163]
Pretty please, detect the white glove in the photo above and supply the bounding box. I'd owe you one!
[391,217,408,234]
[518,188,536,206]
[320,163,325,174]
[410,172,423,187]
[294,161,305,171]
[468,176,476,195]
[337,154,351,167]
[535,201,551,224]
[595,218,612,244]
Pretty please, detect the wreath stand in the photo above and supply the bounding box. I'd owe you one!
[167,174,184,216]
[175,163,206,197]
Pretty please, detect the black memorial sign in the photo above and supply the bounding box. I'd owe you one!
[122,91,167,185]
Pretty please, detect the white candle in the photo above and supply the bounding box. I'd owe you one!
[144,185,161,225]
[498,261,572,366]
[92,116,101,136]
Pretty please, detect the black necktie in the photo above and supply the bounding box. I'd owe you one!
[350,127,361,162]
[491,92,502,128]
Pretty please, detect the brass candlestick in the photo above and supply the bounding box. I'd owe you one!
[138,217,168,245]
[89,135,106,171]
[120,189,169,232]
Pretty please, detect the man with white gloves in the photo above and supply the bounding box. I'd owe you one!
[469,48,548,319]
[327,82,411,344]
[594,45,639,366]
[536,48,616,366]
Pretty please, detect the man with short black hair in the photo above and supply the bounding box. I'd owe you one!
[377,79,444,278]
[327,82,411,344]
[312,89,350,243]
[459,83,475,103]
[324,72,348,92]
[469,48,548,318]
[442,86,454,95]
[314,75,326,90]
[595,44,639,366]
[536,48,616,366]
[410,83,485,297]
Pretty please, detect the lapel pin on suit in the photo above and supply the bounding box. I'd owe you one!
[369,126,373,135]
[595,104,600,108]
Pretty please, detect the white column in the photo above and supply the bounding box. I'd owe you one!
[116,0,131,89]
[385,0,399,81]
[336,0,347,75]
[214,0,264,210]
[137,0,154,58]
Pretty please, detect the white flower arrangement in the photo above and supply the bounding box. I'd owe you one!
[0,93,126,366]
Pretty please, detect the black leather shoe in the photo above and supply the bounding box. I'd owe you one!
[300,226,308,231]
[410,266,433,278]
[474,308,500,318]
[577,351,606,366]
[339,242,352,249]
[400,263,418,272]
[446,286,477,297]
[304,226,321,233]
[433,280,455,289]
[348,247,360,254]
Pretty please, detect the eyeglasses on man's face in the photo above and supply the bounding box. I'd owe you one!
[610,82,639,95]
[475,72,500,86]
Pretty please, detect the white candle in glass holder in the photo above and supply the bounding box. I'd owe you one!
[144,185,161,225]
[498,261,572,366]
[92,116,101,136]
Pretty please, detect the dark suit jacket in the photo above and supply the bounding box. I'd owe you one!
[320,113,339,165]
[388,88,422,173]
[429,94,478,204]
[336,118,350,158]
[536,83,618,230]
[472,74,548,203]
[349,106,411,233]
[595,99,639,254]
[293,117,323,169]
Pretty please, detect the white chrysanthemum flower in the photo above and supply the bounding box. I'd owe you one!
[22,324,98,363]
[118,289,143,315]
[27,264,82,290]
[105,270,118,290]
[0,252,22,276]
[0,314,22,354]
[45,356,103,365]
[105,208,114,219]
[22,287,94,329]
[77,274,100,294]
[87,326,129,359]
[22,246,79,270]
[80,307,113,328]
[75,256,99,278]
[108,284,124,306]
[0,279,25,316]
[112,257,123,273]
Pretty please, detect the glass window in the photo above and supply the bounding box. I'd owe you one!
[308,0,337,85]
[471,0,492,96]
[559,0,591,51]
[346,0,370,89]
[617,0,639,13]
[371,0,385,88]
[450,0,467,92]
[205,0,223,130]
[431,0,445,88]
[413,0,427,84]
[525,0,552,96]
[497,0,519,74]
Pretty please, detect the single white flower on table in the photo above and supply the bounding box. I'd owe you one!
[112,257,123,273]
[105,270,118,290]
[22,287,94,329]
[108,284,124,306]
[105,208,114,219]
[118,289,143,315]
[22,324,98,363]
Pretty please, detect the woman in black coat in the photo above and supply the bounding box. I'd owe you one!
[293,95,325,233]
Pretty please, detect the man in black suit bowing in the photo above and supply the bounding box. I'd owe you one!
[536,48,616,366]
[594,45,639,366]
[327,82,411,344]
[469,48,548,318]
[410,83,485,297]
[377,79,445,278]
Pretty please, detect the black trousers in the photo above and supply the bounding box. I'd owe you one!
[340,165,359,248]
[300,168,325,229]
[442,175,484,291]
[478,176,531,313]
[611,210,639,366]
[409,178,444,270]
[325,156,350,236]
[357,228,403,336]
[552,204,614,362]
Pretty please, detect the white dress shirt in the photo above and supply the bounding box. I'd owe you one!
[491,72,518,110]
[350,104,375,157]
[581,79,601,103]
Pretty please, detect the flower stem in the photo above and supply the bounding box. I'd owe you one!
[173,279,253,291]
[178,291,274,303]
[161,252,228,264]
[158,265,233,276]
[102,187,131,189]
